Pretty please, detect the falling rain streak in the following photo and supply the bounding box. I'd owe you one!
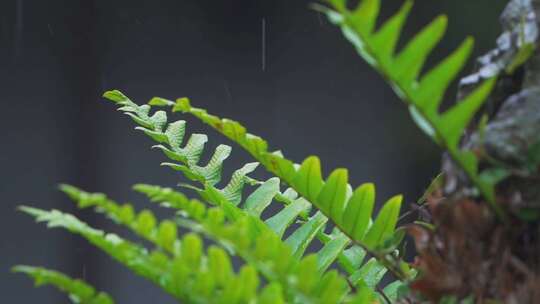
[261,18,266,71]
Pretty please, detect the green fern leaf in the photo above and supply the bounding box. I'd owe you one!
[320,0,506,219]
[286,212,328,258]
[362,195,402,249]
[104,91,405,297]
[265,198,312,237]
[167,96,409,280]
[18,207,179,297]
[342,183,375,241]
[13,266,114,304]
[317,168,349,220]
[18,206,309,303]
[349,258,387,289]
[316,232,350,273]
[244,177,281,216]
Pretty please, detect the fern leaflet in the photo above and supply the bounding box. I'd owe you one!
[13,266,114,304]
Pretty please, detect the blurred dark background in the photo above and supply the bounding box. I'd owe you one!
[0,0,508,303]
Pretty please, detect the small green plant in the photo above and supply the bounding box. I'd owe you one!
[15,0,538,303]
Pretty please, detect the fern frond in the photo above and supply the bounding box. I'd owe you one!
[18,206,296,303]
[136,182,358,273]
[141,94,411,280]
[12,266,114,304]
[18,207,179,297]
[60,184,180,255]
[135,183,405,303]
[103,90,403,293]
[57,184,362,303]
[316,0,505,219]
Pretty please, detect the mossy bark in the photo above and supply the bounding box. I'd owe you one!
[408,1,540,303]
